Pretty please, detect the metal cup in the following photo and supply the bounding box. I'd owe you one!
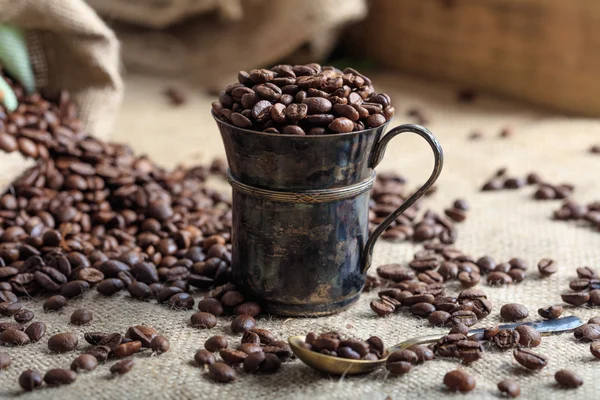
[215,114,443,316]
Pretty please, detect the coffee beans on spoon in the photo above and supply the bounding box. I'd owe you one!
[213,64,394,135]
[300,332,385,360]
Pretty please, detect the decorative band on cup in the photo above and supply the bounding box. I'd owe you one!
[226,170,376,204]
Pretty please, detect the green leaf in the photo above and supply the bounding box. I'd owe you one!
[0,24,35,93]
[0,75,17,112]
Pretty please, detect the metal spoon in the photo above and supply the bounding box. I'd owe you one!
[289,316,583,376]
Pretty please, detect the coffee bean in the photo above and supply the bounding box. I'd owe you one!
[449,323,469,335]
[458,271,480,287]
[386,357,412,375]
[408,345,434,362]
[168,292,195,310]
[197,298,224,316]
[555,369,583,388]
[97,278,124,295]
[191,312,217,329]
[14,309,34,324]
[60,280,89,298]
[444,369,475,392]
[209,362,235,383]
[219,348,247,364]
[514,325,541,347]
[410,302,436,317]
[450,310,478,327]
[494,329,520,349]
[538,305,563,319]
[562,292,590,306]
[376,264,415,281]
[329,117,354,133]
[538,258,558,276]
[487,271,513,286]
[370,299,395,316]
[500,304,528,321]
[574,323,600,342]
[231,315,256,334]
[24,322,45,342]
[44,368,77,385]
[0,352,10,369]
[70,309,93,326]
[497,379,520,398]
[0,329,29,346]
[195,349,215,366]
[429,310,451,326]
[128,281,151,299]
[71,354,98,372]
[589,316,600,325]
[577,266,598,279]
[513,348,548,370]
[476,256,496,274]
[43,294,67,311]
[19,369,43,391]
[48,332,78,353]
[113,340,142,357]
[125,325,157,348]
[149,336,169,354]
[110,359,135,375]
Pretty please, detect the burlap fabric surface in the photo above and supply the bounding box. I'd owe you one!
[1,71,600,399]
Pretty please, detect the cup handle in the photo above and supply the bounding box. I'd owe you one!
[361,124,444,274]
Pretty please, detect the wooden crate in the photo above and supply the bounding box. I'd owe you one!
[353,0,600,116]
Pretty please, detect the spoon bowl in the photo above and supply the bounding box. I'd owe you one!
[289,316,583,376]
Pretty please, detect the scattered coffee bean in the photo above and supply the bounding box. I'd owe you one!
[514,325,541,347]
[44,368,77,385]
[231,314,256,333]
[110,359,135,375]
[190,312,217,329]
[71,354,98,372]
[19,369,43,391]
[538,258,558,276]
[151,336,170,353]
[555,369,583,388]
[70,309,93,325]
[562,292,590,306]
[48,332,78,353]
[494,330,520,349]
[497,379,520,398]
[113,341,142,358]
[208,362,236,383]
[500,304,529,321]
[195,349,215,367]
[574,324,600,342]
[43,295,67,311]
[513,348,548,370]
[443,369,476,392]
[0,329,30,346]
[14,309,34,324]
[538,305,563,319]
[219,348,247,364]
[24,322,46,342]
[125,326,157,348]
[205,335,228,352]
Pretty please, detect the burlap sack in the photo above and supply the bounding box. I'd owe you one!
[0,72,598,399]
[0,0,122,137]
[89,0,367,88]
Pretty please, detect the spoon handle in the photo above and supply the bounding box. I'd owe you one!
[390,316,583,351]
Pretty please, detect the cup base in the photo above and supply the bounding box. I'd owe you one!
[261,293,361,317]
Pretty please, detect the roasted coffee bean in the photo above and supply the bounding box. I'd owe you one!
[483,325,500,340]
[497,379,520,398]
[195,349,215,366]
[577,266,598,279]
[562,292,590,306]
[110,359,135,375]
[0,301,20,316]
[408,345,434,362]
[0,329,30,346]
[14,309,34,324]
[590,342,600,359]
[242,351,266,373]
[150,336,170,353]
[250,328,276,345]
[113,340,142,357]
[570,279,592,291]
[574,324,600,342]
[219,348,247,365]
[476,256,496,274]
[128,281,152,300]
[44,368,77,385]
[190,312,217,329]
[25,322,46,342]
[48,332,78,353]
[444,369,476,392]
[514,325,541,347]
[231,314,256,333]
[538,258,558,276]
[83,345,111,363]
[555,369,583,388]
[494,329,520,349]
[538,305,563,319]
[71,354,98,372]
[410,302,436,317]
[507,269,526,283]
[513,348,547,370]
[370,299,395,316]
[98,333,123,349]
[197,298,225,316]
[0,352,10,369]
[487,271,513,286]
[589,316,600,325]
[458,271,480,287]
[450,310,478,327]
[500,304,529,321]
[209,362,235,383]
[19,369,43,391]
[97,278,124,296]
[70,309,93,325]
[403,293,435,306]
[43,295,67,311]
[60,280,89,298]
[449,323,469,335]
[167,292,195,310]
[429,310,451,326]
[376,264,415,281]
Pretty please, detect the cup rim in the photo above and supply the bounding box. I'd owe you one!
[211,111,390,138]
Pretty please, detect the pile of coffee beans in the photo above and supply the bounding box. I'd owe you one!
[212,64,394,135]
[299,332,385,361]
[0,304,46,346]
[552,200,600,232]
[198,327,289,382]
[16,324,167,391]
[561,266,600,307]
